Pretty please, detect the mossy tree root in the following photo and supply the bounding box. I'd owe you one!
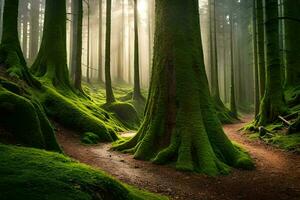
[213,95,237,124]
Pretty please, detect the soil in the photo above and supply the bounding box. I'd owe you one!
[56,116,300,200]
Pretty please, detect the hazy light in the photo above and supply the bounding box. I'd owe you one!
[138,0,147,14]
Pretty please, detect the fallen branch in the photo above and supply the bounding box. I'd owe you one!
[278,116,292,126]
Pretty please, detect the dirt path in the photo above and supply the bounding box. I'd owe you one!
[56,117,300,200]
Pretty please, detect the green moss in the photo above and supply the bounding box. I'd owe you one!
[103,102,140,130]
[34,87,119,142]
[0,144,167,200]
[268,134,300,152]
[81,132,100,144]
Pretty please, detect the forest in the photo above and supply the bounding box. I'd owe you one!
[0,0,299,199]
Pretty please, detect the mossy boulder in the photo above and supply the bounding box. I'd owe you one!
[104,102,140,130]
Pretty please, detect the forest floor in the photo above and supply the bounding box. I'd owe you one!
[57,116,300,200]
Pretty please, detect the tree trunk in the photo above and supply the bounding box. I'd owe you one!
[86,0,90,83]
[105,0,115,103]
[98,0,103,83]
[31,0,71,90]
[229,13,238,118]
[256,0,287,126]
[0,0,39,87]
[21,0,29,60]
[29,0,40,64]
[256,0,265,99]
[253,0,259,116]
[114,0,253,176]
[133,0,143,100]
[70,0,83,92]
[284,0,300,87]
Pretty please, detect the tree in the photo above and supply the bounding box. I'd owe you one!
[256,0,286,126]
[0,0,38,87]
[98,0,103,83]
[105,0,115,103]
[70,0,83,91]
[209,0,235,123]
[132,0,143,101]
[86,0,90,83]
[252,0,259,116]
[256,0,265,99]
[29,0,40,64]
[229,13,237,118]
[115,0,253,176]
[284,0,300,87]
[31,0,71,90]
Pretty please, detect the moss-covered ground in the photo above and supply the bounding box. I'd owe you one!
[244,86,300,153]
[0,143,167,200]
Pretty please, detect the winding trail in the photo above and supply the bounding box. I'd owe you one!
[57,117,300,200]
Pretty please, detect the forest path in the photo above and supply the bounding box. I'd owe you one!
[56,116,300,200]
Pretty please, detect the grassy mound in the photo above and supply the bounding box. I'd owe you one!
[0,144,167,200]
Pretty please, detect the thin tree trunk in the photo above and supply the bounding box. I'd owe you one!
[253,0,259,116]
[229,13,237,118]
[86,0,90,83]
[105,0,115,103]
[29,0,40,64]
[98,0,103,82]
[133,0,142,100]
[256,0,265,99]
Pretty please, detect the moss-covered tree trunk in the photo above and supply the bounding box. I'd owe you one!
[70,0,83,92]
[105,0,115,103]
[229,13,238,118]
[133,0,143,101]
[256,0,265,99]
[31,0,71,90]
[284,0,300,87]
[115,0,253,176]
[256,0,287,126]
[0,0,39,87]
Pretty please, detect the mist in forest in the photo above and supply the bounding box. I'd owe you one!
[1,0,255,111]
